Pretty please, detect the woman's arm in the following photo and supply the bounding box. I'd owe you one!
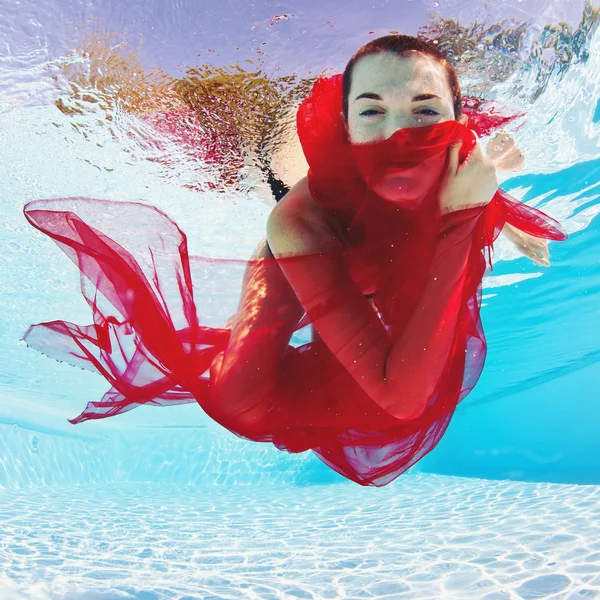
[209,177,329,429]
[210,237,305,406]
[267,207,478,420]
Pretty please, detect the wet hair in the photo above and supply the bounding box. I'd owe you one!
[265,167,290,202]
[342,35,462,121]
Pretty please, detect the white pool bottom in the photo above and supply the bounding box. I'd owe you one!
[1,473,599,600]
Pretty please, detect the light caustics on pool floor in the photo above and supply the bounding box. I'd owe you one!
[1,474,599,600]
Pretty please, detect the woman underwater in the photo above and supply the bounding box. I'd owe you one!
[23,35,566,486]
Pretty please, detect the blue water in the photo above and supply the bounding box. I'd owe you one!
[1,0,600,598]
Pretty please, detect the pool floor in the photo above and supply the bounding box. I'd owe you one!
[1,473,599,599]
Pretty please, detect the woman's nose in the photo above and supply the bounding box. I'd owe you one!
[383,113,410,139]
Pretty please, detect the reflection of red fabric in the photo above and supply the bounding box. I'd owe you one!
[462,95,522,137]
[23,76,566,486]
[141,108,245,188]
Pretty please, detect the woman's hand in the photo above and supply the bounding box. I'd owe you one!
[438,136,499,215]
[486,133,525,172]
[502,223,551,267]
[483,134,549,265]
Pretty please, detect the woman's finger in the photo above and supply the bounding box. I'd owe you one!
[523,240,550,263]
[447,140,461,175]
[496,150,525,172]
[495,136,516,151]
[468,135,486,161]
[525,246,550,266]
[456,136,484,175]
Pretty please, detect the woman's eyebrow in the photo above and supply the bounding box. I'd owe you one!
[354,92,382,102]
[354,92,442,102]
[412,93,441,102]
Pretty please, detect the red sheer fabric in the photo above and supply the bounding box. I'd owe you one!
[23,76,566,486]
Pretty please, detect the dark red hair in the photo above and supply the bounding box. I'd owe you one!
[342,35,462,120]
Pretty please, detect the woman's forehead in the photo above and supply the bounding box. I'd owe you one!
[350,52,450,99]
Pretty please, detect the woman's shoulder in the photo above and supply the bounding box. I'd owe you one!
[269,177,326,227]
[267,177,341,255]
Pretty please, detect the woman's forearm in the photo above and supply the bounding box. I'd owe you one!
[383,213,477,417]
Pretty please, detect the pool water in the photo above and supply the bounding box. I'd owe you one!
[1,0,600,598]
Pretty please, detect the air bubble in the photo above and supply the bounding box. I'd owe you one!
[30,435,39,453]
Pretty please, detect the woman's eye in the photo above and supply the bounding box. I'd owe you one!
[416,109,439,117]
[359,109,383,117]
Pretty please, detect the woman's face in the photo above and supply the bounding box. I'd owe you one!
[347,51,467,203]
[347,51,459,142]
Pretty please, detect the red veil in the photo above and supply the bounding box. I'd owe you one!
[23,76,566,486]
